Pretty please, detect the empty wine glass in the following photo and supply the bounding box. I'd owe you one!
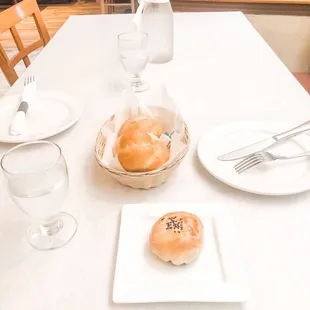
[1,141,77,251]
[118,31,149,92]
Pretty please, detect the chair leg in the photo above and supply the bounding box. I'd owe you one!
[0,62,18,86]
[108,0,113,14]
[100,0,108,14]
[131,0,135,13]
[0,48,18,86]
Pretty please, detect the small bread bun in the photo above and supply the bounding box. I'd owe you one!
[116,130,169,172]
[149,212,204,265]
[118,116,164,138]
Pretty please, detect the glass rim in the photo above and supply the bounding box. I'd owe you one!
[0,140,62,176]
[118,31,148,40]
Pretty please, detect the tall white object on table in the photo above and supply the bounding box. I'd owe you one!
[134,0,174,63]
[1,12,310,310]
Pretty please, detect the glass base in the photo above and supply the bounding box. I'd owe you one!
[28,212,77,251]
[130,80,150,93]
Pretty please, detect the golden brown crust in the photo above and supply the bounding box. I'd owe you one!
[116,130,169,172]
[114,116,168,172]
[118,116,164,138]
[149,212,204,265]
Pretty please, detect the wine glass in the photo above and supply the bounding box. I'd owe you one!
[1,141,77,251]
[118,31,150,92]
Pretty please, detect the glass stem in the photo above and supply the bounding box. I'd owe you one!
[40,218,63,236]
[130,74,142,87]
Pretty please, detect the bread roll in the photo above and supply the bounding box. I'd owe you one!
[116,130,169,172]
[118,116,164,138]
[149,211,204,265]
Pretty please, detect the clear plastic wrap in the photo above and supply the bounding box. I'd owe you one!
[98,85,187,172]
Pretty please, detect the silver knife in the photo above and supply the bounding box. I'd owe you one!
[218,120,310,161]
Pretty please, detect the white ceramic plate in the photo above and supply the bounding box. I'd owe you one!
[198,121,310,196]
[113,203,248,304]
[0,91,82,143]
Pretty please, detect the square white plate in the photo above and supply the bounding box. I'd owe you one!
[113,203,249,304]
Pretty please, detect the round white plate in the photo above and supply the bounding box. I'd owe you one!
[0,91,82,143]
[198,121,310,196]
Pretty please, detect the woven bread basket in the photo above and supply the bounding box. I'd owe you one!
[94,107,190,189]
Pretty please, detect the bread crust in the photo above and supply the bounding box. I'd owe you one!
[149,211,204,265]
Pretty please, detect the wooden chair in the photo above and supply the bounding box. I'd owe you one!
[0,0,50,86]
[99,0,135,14]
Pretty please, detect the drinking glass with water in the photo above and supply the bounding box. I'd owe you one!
[1,141,77,250]
[118,31,149,92]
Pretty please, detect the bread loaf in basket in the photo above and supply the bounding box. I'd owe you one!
[94,107,190,189]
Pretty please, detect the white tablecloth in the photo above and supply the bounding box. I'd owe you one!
[1,11,310,310]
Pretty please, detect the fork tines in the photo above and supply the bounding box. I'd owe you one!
[234,154,264,174]
[24,76,35,85]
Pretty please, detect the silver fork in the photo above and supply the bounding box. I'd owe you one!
[234,151,310,174]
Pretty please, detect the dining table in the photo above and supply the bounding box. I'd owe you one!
[1,11,310,310]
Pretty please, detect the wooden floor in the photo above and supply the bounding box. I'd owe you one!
[1,1,310,94]
[1,0,310,53]
[2,0,310,51]
[1,2,101,53]
[174,1,310,14]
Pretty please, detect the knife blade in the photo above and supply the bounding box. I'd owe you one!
[218,120,310,161]
[217,137,277,161]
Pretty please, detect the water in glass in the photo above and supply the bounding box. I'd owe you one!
[1,141,77,251]
[118,31,150,92]
[8,164,69,220]
[120,50,148,77]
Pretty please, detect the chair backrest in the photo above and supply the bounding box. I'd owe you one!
[0,0,50,85]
